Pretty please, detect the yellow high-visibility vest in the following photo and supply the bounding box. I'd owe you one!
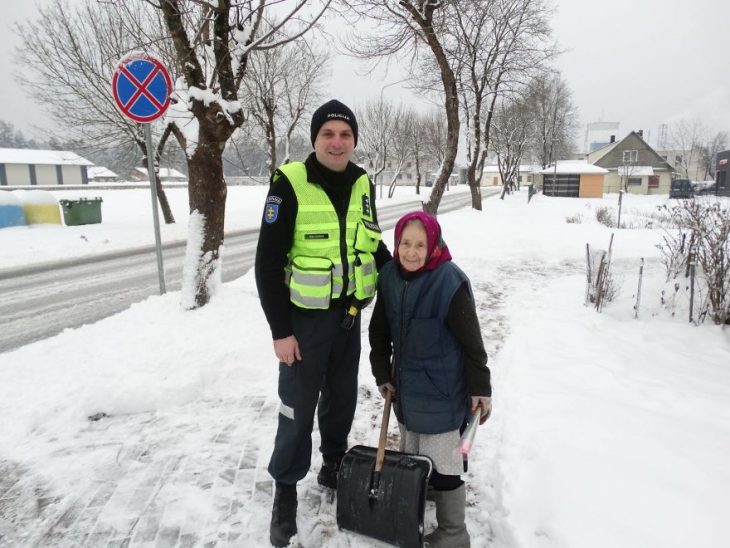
[277,162,381,309]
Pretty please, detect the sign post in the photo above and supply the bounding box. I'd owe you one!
[112,53,172,295]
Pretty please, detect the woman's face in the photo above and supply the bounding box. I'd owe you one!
[398,221,428,272]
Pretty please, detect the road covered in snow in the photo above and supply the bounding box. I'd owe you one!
[0,186,491,352]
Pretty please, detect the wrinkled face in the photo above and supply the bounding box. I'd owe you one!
[314,120,355,172]
[398,221,428,272]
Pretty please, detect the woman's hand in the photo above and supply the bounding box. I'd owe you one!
[471,396,492,425]
[378,382,396,398]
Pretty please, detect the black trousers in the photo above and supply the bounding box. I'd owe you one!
[268,303,361,485]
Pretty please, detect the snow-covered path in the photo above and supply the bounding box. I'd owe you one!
[0,276,509,548]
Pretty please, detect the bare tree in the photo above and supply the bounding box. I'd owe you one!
[15,0,179,223]
[449,0,555,209]
[242,33,329,175]
[421,109,449,177]
[386,107,412,198]
[700,131,729,181]
[405,110,431,195]
[667,118,707,180]
[490,96,532,199]
[127,0,332,308]
[357,97,402,199]
[342,0,459,215]
[526,72,578,168]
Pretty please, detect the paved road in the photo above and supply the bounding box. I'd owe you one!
[0,189,497,353]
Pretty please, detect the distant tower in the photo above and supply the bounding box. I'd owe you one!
[585,122,620,152]
[658,124,668,149]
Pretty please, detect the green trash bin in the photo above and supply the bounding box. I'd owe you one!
[60,197,103,226]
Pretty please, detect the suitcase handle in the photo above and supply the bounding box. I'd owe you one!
[375,388,392,473]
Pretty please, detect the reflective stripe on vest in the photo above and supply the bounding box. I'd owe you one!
[279,162,378,309]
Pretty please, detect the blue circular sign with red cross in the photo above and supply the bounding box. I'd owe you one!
[112,53,172,123]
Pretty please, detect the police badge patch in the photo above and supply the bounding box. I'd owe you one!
[264,203,279,223]
[362,194,371,216]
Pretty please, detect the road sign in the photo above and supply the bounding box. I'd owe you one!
[112,53,172,123]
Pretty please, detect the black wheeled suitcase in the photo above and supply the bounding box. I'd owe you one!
[336,391,433,547]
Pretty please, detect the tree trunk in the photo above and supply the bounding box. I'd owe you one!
[468,162,482,210]
[154,170,176,224]
[417,12,460,216]
[182,133,227,310]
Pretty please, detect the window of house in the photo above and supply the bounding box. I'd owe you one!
[406,162,412,168]
[648,176,659,188]
[527,174,533,182]
[675,155,682,165]
[397,173,403,180]
[627,177,642,186]
[623,150,638,163]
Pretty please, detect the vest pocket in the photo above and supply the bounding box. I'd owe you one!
[354,219,382,253]
[353,253,377,301]
[288,256,333,309]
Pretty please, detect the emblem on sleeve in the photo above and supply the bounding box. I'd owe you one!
[264,203,279,224]
[362,194,371,216]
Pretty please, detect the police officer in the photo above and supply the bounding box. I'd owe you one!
[255,99,391,547]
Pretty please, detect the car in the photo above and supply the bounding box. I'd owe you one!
[669,179,694,199]
[691,180,716,195]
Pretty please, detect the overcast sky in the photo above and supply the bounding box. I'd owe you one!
[1,0,727,151]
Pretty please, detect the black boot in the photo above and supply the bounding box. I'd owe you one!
[270,482,297,547]
[317,452,344,489]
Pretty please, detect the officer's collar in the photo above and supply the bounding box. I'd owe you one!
[305,153,364,188]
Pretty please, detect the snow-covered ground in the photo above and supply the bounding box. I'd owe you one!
[0,187,728,548]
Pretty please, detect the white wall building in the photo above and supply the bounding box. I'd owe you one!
[0,148,93,186]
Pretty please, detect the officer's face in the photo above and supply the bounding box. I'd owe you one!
[314,120,355,172]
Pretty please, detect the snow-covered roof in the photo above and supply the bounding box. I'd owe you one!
[87,166,118,178]
[0,148,93,166]
[483,164,541,173]
[617,166,654,177]
[133,167,186,178]
[539,161,609,175]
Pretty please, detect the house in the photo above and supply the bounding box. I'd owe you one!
[87,166,119,183]
[537,161,608,198]
[479,164,540,187]
[655,147,708,181]
[363,159,463,188]
[716,150,730,197]
[587,131,674,194]
[129,166,187,182]
[0,148,93,186]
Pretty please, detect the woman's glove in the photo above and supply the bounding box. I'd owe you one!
[471,396,492,425]
[378,382,396,398]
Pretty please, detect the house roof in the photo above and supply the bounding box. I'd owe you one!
[0,148,94,166]
[483,164,542,173]
[133,167,186,178]
[539,161,609,175]
[87,166,118,178]
[591,132,673,171]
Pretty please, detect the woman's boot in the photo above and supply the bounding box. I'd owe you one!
[424,483,470,548]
